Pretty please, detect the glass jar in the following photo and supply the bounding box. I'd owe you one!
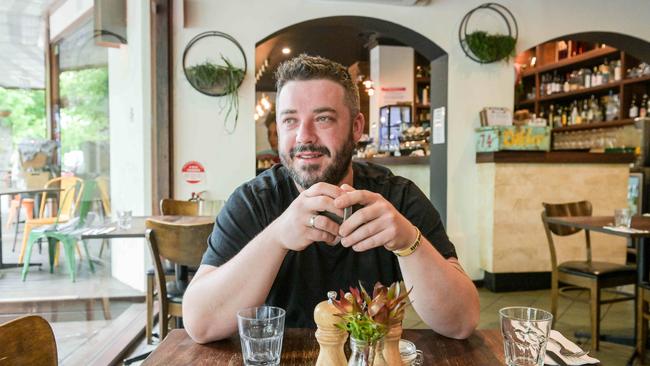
[348,337,387,366]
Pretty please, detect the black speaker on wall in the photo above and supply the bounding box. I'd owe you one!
[94,0,127,47]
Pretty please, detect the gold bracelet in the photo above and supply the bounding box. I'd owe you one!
[392,226,421,257]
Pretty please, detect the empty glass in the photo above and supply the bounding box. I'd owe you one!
[237,306,285,366]
[615,208,632,228]
[500,307,552,366]
[116,210,132,229]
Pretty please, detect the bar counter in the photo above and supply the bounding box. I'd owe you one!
[477,151,634,291]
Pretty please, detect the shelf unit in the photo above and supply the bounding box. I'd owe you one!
[414,57,431,126]
[515,42,650,135]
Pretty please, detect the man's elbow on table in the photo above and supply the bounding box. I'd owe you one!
[184,311,235,344]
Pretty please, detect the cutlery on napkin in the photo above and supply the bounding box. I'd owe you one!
[544,330,599,365]
[603,225,650,234]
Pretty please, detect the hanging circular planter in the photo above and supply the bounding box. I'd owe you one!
[458,3,518,64]
[182,31,247,133]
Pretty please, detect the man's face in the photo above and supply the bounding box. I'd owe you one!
[277,79,364,189]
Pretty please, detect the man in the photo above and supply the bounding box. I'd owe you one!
[183,54,479,343]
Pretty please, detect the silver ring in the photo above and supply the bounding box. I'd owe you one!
[309,215,317,229]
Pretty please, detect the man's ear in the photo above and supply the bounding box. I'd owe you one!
[352,112,365,142]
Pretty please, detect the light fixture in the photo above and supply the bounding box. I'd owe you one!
[256,105,265,116]
[530,56,537,67]
[362,79,373,89]
[254,113,259,121]
[261,95,272,110]
[367,87,375,96]
[282,47,291,55]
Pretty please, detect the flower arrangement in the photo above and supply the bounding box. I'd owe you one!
[331,281,411,342]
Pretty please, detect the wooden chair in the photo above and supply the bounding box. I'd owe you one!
[0,315,58,365]
[638,283,650,363]
[541,200,636,350]
[145,218,213,340]
[145,199,199,344]
[160,198,199,216]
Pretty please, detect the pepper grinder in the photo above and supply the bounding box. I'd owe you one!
[314,291,348,366]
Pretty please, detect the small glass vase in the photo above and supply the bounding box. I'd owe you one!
[347,337,387,366]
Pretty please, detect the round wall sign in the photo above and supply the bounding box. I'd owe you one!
[182,161,205,184]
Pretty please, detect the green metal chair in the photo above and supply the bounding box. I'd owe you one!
[21,180,98,282]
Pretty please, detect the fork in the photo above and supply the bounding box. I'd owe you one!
[548,337,590,358]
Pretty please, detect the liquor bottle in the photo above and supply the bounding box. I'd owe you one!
[605,91,618,121]
[561,106,568,127]
[571,101,579,125]
[593,66,601,86]
[614,60,622,81]
[641,93,649,118]
[581,100,589,123]
[591,95,602,122]
[548,104,555,127]
[630,95,639,118]
[584,68,592,88]
[601,58,610,84]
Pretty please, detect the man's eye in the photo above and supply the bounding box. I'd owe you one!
[283,118,297,125]
[316,116,333,122]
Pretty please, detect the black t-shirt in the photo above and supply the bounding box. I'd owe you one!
[201,162,456,328]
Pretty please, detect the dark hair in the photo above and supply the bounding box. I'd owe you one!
[275,54,360,117]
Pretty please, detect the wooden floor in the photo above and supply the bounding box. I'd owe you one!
[0,206,145,365]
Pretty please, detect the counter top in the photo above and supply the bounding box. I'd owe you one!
[476,151,635,164]
[353,156,429,166]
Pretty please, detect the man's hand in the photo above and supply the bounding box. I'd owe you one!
[271,182,345,251]
[334,184,417,252]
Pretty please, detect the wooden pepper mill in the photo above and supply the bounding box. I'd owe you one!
[314,291,348,366]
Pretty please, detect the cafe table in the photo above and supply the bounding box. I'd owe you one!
[544,215,650,366]
[0,186,61,269]
[142,328,505,365]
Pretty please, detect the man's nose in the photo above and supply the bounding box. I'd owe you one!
[296,120,317,144]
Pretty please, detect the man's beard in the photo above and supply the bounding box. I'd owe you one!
[280,137,355,190]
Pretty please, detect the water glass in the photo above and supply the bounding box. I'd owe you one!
[500,307,552,366]
[117,210,132,230]
[237,306,285,366]
[614,208,632,228]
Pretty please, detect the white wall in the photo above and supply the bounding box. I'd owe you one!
[369,45,415,142]
[49,0,93,41]
[172,0,650,279]
[107,0,152,291]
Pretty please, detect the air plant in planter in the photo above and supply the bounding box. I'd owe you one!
[332,281,411,366]
[184,55,245,133]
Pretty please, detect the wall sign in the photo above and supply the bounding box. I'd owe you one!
[432,107,445,145]
[182,160,205,184]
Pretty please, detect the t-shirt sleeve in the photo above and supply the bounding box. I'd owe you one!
[201,185,267,267]
[401,182,457,259]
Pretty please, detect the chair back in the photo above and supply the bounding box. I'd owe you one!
[541,200,593,265]
[160,199,199,216]
[96,175,111,216]
[542,201,592,236]
[39,176,84,220]
[145,219,213,304]
[0,315,58,366]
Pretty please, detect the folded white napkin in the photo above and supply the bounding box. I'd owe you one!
[603,225,650,234]
[544,330,599,365]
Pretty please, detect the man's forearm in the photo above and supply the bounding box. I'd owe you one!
[183,223,288,343]
[398,238,480,339]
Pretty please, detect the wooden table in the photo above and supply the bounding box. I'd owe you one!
[142,328,505,365]
[0,187,62,269]
[79,215,214,240]
[544,215,650,366]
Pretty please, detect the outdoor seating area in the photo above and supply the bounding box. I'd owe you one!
[2,0,650,365]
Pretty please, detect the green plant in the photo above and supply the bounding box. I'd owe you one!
[185,55,245,133]
[465,31,516,63]
[331,281,411,343]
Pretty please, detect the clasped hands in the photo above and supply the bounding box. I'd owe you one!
[273,182,417,253]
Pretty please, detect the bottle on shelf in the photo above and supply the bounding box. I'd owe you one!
[641,93,649,118]
[614,60,622,81]
[630,95,639,118]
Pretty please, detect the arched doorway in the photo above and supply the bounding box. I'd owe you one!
[254,16,451,223]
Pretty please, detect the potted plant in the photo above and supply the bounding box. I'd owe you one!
[465,31,516,63]
[332,282,411,366]
[185,55,245,133]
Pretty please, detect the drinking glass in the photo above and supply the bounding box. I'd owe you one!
[117,210,132,230]
[237,306,285,366]
[500,307,552,366]
[614,208,632,228]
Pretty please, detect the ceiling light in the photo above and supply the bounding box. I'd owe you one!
[261,97,271,111]
[362,80,373,89]
[367,87,375,96]
[282,47,291,55]
[256,105,265,116]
